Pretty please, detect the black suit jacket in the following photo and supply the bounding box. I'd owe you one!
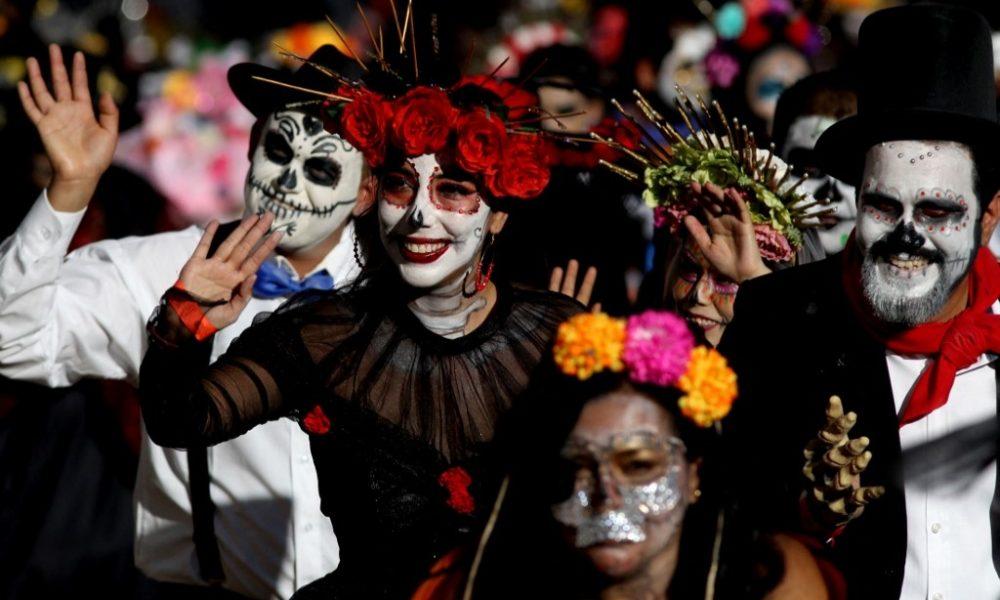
[717,254,1000,599]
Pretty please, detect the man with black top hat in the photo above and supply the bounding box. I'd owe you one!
[718,4,1000,598]
[0,44,367,598]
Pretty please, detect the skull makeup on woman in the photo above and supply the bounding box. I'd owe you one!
[138,40,583,597]
[245,110,364,252]
[472,311,831,598]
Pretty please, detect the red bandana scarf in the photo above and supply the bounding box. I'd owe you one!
[842,241,1000,426]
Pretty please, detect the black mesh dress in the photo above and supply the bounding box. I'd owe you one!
[139,277,582,599]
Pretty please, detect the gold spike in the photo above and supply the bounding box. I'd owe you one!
[599,159,640,182]
[674,98,705,150]
[272,43,337,78]
[609,98,672,163]
[388,0,404,43]
[784,172,810,196]
[356,3,382,62]
[633,90,664,122]
[400,0,413,54]
[409,0,419,79]
[250,76,353,102]
[325,15,369,72]
[589,131,651,166]
[488,56,510,78]
[775,163,794,190]
[713,101,736,151]
[761,142,775,180]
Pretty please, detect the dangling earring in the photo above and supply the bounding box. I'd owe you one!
[353,233,365,269]
[475,233,497,292]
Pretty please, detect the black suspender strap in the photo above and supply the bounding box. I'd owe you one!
[186,220,242,584]
[188,447,225,584]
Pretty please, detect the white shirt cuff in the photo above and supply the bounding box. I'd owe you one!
[20,189,87,258]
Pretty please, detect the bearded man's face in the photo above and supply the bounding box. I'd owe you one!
[856,140,980,326]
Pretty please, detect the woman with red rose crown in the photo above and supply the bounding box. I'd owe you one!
[136,31,586,599]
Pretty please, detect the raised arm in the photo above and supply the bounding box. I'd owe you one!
[0,45,155,387]
[139,215,294,448]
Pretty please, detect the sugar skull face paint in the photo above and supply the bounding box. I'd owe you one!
[551,391,695,579]
[245,110,363,252]
[857,141,980,325]
[378,153,492,290]
[783,115,857,254]
[671,239,736,346]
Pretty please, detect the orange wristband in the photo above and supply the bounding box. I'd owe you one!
[166,280,219,342]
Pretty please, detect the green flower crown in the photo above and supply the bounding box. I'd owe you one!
[596,88,829,263]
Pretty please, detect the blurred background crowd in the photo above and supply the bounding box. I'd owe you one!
[1,0,1000,597]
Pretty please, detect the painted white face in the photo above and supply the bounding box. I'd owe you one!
[244,110,363,252]
[783,115,857,254]
[378,154,492,290]
[857,141,979,325]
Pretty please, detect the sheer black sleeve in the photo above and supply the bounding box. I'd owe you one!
[139,298,318,448]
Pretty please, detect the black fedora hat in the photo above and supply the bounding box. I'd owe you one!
[815,3,1000,186]
[227,45,356,118]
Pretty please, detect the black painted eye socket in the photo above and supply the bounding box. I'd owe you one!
[304,157,342,187]
[264,131,294,165]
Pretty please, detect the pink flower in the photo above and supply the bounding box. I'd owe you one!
[622,311,695,387]
[705,49,740,89]
[753,224,795,263]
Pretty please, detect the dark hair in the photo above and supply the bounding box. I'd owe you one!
[475,359,782,599]
[771,69,858,156]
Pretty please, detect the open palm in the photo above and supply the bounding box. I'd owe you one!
[683,181,771,283]
[18,44,118,184]
[178,213,282,330]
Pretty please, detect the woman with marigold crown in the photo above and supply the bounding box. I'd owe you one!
[137,17,585,599]
[466,310,837,599]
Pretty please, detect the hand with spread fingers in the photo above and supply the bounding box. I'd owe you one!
[18,44,119,212]
[176,212,283,330]
[549,259,601,312]
[802,396,886,530]
[682,181,772,284]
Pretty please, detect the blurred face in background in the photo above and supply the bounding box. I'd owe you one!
[746,46,811,133]
[783,114,858,254]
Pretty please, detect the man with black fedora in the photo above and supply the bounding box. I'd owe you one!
[0,44,369,598]
[718,3,1000,598]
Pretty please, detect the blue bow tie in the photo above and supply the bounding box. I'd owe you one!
[252,259,335,299]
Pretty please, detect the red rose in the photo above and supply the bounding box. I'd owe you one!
[438,467,475,515]
[452,75,537,121]
[390,86,458,157]
[454,110,508,175]
[488,134,551,199]
[302,404,331,435]
[339,88,392,167]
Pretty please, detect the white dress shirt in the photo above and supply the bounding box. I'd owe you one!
[0,192,360,599]
[886,306,1000,600]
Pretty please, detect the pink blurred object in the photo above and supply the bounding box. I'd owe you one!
[114,45,254,223]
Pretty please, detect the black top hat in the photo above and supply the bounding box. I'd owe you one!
[815,3,1000,185]
[227,45,356,118]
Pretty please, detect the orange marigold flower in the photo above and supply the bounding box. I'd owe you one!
[677,347,738,427]
[552,313,627,380]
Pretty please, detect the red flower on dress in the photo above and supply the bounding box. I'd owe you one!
[302,404,331,435]
[487,133,550,199]
[438,466,475,515]
[454,110,508,175]
[338,87,392,167]
[390,86,458,157]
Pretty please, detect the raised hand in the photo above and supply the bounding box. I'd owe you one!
[177,213,282,330]
[18,44,119,212]
[549,259,600,311]
[683,181,771,284]
[802,396,885,530]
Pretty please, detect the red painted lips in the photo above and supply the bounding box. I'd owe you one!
[399,237,451,264]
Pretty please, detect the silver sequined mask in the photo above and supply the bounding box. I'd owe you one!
[552,432,688,548]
